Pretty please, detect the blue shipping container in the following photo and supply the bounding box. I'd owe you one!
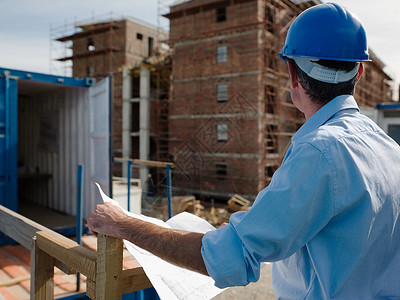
[0,67,111,239]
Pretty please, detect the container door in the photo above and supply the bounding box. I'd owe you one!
[86,77,111,217]
[0,75,18,211]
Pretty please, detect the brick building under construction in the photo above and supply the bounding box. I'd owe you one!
[55,1,393,200]
[165,0,393,199]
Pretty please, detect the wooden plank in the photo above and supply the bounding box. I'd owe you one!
[31,237,54,300]
[0,205,48,250]
[35,230,97,280]
[228,194,251,212]
[114,157,174,168]
[86,278,96,300]
[95,234,123,300]
[120,268,152,295]
[54,259,76,275]
[132,159,174,168]
[0,275,30,287]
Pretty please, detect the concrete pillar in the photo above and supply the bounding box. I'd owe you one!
[139,65,151,193]
[122,66,132,178]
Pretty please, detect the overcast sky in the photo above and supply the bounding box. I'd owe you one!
[0,0,398,99]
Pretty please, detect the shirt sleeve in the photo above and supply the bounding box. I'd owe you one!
[201,142,336,288]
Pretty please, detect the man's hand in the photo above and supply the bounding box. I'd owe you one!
[87,202,209,275]
[87,202,128,238]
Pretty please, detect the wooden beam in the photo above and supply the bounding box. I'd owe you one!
[54,259,76,275]
[0,275,30,287]
[0,205,48,250]
[86,278,96,300]
[88,267,153,298]
[120,268,153,295]
[114,157,174,168]
[31,237,54,300]
[132,159,174,168]
[95,235,123,300]
[35,230,97,280]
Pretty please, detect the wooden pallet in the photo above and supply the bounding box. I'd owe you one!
[227,194,251,212]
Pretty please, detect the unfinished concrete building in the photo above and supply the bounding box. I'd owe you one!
[56,17,170,183]
[166,0,394,199]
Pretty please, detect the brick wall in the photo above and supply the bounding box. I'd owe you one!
[169,0,265,197]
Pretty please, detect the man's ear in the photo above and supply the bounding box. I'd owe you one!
[357,63,364,82]
[288,61,299,89]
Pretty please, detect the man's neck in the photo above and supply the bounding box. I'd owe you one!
[295,86,323,120]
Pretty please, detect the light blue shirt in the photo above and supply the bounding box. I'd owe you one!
[201,95,400,299]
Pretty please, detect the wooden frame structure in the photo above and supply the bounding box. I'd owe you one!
[0,205,152,299]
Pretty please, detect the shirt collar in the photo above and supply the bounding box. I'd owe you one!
[292,95,359,142]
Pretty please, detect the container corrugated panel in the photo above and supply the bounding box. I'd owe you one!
[18,85,88,217]
[17,77,110,219]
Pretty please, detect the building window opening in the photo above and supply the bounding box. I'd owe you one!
[265,5,275,34]
[132,74,140,98]
[215,163,227,180]
[266,166,275,178]
[217,123,228,142]
[266,124,278,153]
[216,7,227,22]
[131,102,140,132]
[137,33,143,40]
[266,50,277,70]
[217,83,228,102]
[87,37,95,51]
[217,45,227,63]
[265,86,276,114]
[265,165,276,185]
[148,37,154,57]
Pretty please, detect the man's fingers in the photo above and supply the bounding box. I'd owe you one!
[87,202,125,238]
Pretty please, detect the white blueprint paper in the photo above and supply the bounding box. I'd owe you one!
[95,183,224,300]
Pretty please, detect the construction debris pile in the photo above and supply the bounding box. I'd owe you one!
[142,194,252,227]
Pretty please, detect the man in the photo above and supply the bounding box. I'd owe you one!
[88,3,400,299]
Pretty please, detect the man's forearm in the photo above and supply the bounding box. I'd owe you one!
[118,217,209,275]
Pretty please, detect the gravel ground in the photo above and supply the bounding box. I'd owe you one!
[212,263,276,300]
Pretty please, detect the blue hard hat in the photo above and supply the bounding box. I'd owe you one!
[279,3,370,62]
